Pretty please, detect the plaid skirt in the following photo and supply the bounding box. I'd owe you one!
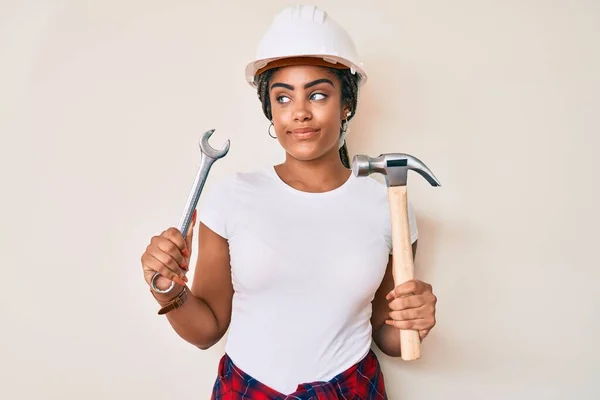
[210,349,387,399]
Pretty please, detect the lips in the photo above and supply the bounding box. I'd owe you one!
[289,127,320,139]
[291,127,318,134]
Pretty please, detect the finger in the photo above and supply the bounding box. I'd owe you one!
[388,294,427,311]
[162,227,187,251]
[142,253,187,287]
[386,280,429,300]
[148,252,187,283]
[385,318,430,331]
[149,246,188,277]
[389,307,424,321]
[184,210,197,258]
[153,235,188,269]
[419,329,430,340]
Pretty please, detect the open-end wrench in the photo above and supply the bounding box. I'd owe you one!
[151,129,230,293]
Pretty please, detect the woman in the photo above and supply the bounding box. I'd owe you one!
[140,5,437,399]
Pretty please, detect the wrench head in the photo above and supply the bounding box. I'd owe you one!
[199,129,230,159]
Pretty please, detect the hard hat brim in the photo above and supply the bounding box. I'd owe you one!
[245,55,367,88]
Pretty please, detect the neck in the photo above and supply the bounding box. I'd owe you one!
[275,148,351,193]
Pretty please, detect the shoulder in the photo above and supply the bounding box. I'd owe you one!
[219,166,272,187]
[350,173,419,243]
[349,174,389,202]
[205,166,273,197]
[230,166,274,187]
[197,167,273,238]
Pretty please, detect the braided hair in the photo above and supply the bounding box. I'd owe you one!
[255,67,360,168]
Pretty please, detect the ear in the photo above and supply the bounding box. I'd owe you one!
[341,104,352,120]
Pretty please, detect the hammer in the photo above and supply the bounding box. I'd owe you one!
[352,153,440,361]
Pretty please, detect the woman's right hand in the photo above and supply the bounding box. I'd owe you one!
[141,210,196,291]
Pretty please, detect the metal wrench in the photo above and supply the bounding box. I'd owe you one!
[151,129,230,294]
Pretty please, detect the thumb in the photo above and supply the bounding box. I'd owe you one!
[185,209,197,254]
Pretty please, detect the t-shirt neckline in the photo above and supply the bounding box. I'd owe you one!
[267,165,355,197]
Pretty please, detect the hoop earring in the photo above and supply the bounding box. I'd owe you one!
[341,117,349,133]
[268,121,277,139]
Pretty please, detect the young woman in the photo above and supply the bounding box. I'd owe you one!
[140,5,437,399]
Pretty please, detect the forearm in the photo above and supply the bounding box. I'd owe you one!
[373,324,427,358]
[152,285,222,349]
[372,324,402,357]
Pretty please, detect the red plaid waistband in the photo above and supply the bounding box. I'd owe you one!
[210,349,387,399]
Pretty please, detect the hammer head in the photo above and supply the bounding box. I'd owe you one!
[352,153,441,187]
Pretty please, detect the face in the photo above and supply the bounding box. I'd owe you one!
[268,65,349,162]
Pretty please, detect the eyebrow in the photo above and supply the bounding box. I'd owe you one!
[270,78,335,91]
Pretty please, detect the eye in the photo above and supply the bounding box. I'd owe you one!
[311,93,327,101]
[276,95,291,104]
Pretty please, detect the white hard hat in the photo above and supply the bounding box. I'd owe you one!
[245,5,367,87]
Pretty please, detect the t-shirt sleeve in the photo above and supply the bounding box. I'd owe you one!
[387,200,419,254]
[408,201,419,244]
[196,176,233,239]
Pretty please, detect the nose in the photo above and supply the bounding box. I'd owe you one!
[292,98,312,122]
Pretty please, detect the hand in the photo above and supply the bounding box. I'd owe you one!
[140,210,197,291]
[385,279,437,340]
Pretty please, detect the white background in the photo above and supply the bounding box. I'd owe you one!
[1,0,598,399]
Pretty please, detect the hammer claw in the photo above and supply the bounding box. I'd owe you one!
[352,153,441,187]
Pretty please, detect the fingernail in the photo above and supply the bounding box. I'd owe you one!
[174,276,186,286]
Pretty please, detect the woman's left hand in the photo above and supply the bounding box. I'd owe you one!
[385,279,437,340]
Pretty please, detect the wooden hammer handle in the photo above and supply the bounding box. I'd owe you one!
[388,185,421,361]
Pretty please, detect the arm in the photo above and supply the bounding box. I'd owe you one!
[371,241,419,357]
[152,222,233,350]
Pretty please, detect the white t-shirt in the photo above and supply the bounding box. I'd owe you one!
[198,165,418,394]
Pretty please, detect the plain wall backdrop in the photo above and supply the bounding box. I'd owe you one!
[1,0,599,399]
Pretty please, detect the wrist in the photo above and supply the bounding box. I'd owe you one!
[150,283,185,304]
[150,285,189,315]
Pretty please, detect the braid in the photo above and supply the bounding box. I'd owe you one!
[332,69,359,168]
[255,67,360,169]
[256,68,277,121]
